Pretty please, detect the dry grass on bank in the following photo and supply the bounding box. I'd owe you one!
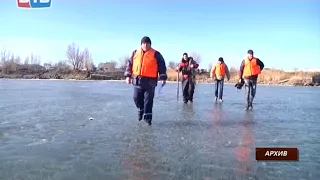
[167,68,320,85]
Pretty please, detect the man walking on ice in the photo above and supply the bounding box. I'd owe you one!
[238,49,264,110]
[176,53,199,103]
[124,36,167,125]
[210,57,230,103]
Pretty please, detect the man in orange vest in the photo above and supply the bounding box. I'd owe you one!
[210,57,230,102]
[124,36,167,125]
[239,49,264,110]
[176,53,199,103]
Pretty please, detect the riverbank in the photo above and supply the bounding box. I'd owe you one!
[1,77,319,88]
[0,69,319,87]
[167,69,320,87]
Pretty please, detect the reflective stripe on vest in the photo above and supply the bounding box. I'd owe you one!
[243,58,261,77]
[132,48,158,78]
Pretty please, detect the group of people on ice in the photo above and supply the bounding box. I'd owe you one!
[124,36,265,125]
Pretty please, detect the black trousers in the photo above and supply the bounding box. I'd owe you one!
[244,78,257,106]
[132,77,156,120]
[182,77,195,102]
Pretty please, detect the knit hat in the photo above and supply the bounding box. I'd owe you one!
[218,57,224,62]
[141,36,151,45]
[247,49,254,55]
[183,52,188,56]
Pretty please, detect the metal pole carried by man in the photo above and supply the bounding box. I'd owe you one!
[238,49,264,110]
[210,57,230,103]
[176,53,199,103]
[124,36,167,125]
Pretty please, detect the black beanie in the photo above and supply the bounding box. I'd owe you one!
[183,52,188,56]
[141,36,151,45]
[247,49,254,55]
[218,57,224,62]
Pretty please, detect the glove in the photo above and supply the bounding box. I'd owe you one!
[126,77,131,84]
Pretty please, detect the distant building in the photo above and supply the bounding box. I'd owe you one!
[98,62,116,72]
[43,63,53,70]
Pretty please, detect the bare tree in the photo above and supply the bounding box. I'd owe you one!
[208,63,213,71]
[9,54,14,62]
[24,57,29,64]
[30,53,35,64]
[14,56,21,64]
[1,51,21,74]
[54,60,70,70]
[1,48,11,66]
[118,55,130,70]
[168,60,178,69]
[82,48,94,71]
[189,52,201,65]
[1,49,21,65]
[108,60,118,68]
[29,53,41,65]
[66,42,85,70]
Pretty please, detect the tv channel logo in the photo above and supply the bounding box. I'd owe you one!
[17,0,52,8]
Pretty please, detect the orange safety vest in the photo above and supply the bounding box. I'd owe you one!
[215,62,226,76]
[243,57,261,77]
[132,48,158,78]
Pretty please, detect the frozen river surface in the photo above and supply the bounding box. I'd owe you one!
[0,79,319,180]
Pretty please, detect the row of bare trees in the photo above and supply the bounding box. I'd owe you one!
[0,48,42,73]
[66,42,95,71]
[1,42,203,74]
[65,43,132,71]
[1,48,41,65]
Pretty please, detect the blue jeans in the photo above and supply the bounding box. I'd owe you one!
[244,78,257,106]
[215,80,224,99]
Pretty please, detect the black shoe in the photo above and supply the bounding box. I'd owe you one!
[183,99,188,103]
[249,103,253,110]
[144,119,152,125]
[138,111,143,121]
[245,104,249,111]
[189,99,193,103]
